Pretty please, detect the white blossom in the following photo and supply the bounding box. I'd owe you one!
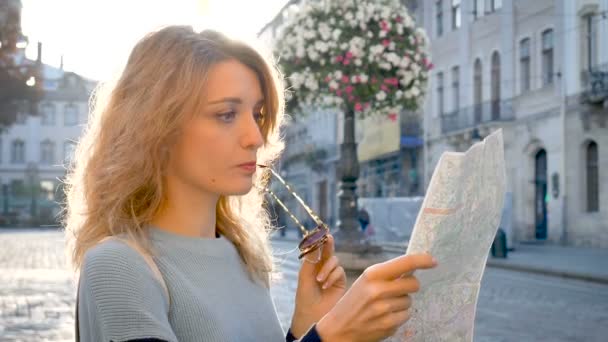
[332,29,342,40]
[411,86,420,97]
[376,91,387,101]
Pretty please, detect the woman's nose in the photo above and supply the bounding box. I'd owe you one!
[240,115,264,150]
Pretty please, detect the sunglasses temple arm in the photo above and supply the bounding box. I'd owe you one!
[266,168,324,226]
[262,187,309,235]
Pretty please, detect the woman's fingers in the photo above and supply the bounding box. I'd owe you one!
[364,253,437,281]
[377,275,421,298]
[320,234,335,262]
[321,265,346,289]
[368,296,412,320]
[317,255,339,283]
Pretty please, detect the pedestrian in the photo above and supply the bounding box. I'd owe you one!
[64,26,437,342]
[358,206,371,233]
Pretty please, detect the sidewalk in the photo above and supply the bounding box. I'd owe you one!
[271,230,608,284]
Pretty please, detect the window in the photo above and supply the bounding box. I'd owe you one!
[64,104,79,126]
[581,14,598,72]
[586,141,599,212]
[474,0,484,19]
[491,52,501,119]
[487,0,502,12]
[41,103,56,125]
[520,38,531,92]
[64,141,77,163]
[451,0,461,29]
[11,140,25,164]
[474,59,483,123]
[542,29,554,86]
[40,140,55,165]
[436,1,443,37]
[437,72,444,115]
[451,66,460,113]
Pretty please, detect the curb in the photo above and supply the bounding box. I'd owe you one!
[485,259,608,285]
[271,237,608,285]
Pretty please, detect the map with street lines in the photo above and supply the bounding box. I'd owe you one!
[385,129,506,342]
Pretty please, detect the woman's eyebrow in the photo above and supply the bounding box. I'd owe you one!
[207,97,264,105]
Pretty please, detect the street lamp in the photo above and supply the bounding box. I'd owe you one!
[25,162,39,223]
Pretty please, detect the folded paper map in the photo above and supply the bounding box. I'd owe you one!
[385,129,506,342]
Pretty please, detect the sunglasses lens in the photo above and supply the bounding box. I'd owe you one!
[302,246,322,264]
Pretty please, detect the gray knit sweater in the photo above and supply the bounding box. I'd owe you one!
[77,227,286,342]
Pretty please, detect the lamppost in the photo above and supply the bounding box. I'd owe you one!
[25,162,38,223]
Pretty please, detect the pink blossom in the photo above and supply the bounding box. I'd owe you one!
[395,16,403,23]
[364,102,371,109]
[428,63,435,70]
[325,76,332,82]
[380,21,389,31]
[335,55,344,63]
[355,102,363,111]
[381,84,389,92]
[336,89,343,97]
[355,76,361,83]
[345,86,354,94]
[348,95,355,102]
[341,75,350,83]
[343,59,351,65]
[345,51,353,59]
[385,77,399,86]
[382,39,391,47]
[388,113,398,122]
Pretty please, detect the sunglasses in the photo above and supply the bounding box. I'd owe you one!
[258,164,329,264]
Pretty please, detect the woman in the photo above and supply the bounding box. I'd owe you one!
[65,26,437,342]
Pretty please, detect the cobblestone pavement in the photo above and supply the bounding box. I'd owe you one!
[1,229,607,341]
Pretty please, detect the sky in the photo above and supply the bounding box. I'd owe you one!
[21,0,288,81]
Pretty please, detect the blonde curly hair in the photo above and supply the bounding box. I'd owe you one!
[64,26,286,287]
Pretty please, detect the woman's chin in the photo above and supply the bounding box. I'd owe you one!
[223,183,254,196]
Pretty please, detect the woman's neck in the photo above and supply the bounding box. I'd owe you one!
[152,177,219,239]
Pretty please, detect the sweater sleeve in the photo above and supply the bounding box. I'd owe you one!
[286,325,323,342]
[77,239,178,342]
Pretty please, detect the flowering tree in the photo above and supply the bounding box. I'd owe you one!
[275,0,432,119]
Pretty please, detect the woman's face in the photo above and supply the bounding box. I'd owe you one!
[167,59,266,197]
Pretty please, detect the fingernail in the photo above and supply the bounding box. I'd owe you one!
[322,283,328,289]
[317,275,324,282]
[432,258,438,266]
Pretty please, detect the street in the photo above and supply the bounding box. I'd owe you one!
[0,229,607,341]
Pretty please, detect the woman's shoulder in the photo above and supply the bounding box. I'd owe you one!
[81,237,153,277]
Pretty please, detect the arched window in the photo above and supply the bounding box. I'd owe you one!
[41,103,56,125]
[474,59,483,123]
[64,103,79,126]
[586,141,599,212]
[40,140,55,165]
[541,29,554,86]
[11,140,25,164]
[519,38,531,92]
[491,51,501,119]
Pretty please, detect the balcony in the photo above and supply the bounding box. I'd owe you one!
[440,99,515,134]
[581,63,608,106]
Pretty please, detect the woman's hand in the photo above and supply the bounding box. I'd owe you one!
[290,234,347,338]
[316,253,438,342]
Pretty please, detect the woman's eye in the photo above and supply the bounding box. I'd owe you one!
[254,111,265,124]
[217,111,237,122]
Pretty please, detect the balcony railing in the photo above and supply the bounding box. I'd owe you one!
[440,99,515,134]
[582,63,608,105]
